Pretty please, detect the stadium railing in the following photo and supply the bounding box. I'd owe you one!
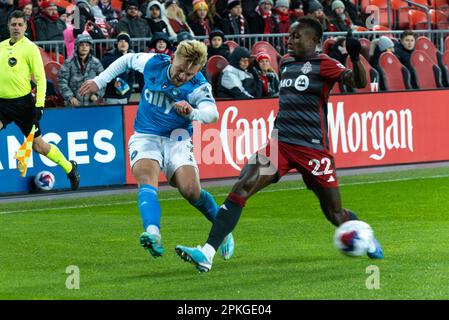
[35,30,449,62]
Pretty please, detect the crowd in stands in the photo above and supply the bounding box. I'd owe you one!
[1,0,449,107]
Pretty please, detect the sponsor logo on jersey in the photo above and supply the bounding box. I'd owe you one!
[294,75,309,91]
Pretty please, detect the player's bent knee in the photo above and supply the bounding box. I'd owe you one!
[179,186,201,201]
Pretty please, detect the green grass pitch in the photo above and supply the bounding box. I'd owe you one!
[1,166,449,300]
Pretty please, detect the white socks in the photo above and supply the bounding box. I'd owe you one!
[202,243,216,262]
[146,225,160,236]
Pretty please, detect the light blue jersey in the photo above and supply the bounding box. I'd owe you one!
[93,52,218,138]
[135,54,214,137]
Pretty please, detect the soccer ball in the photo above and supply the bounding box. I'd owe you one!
[34,171,55,191]
[333,220,373,257]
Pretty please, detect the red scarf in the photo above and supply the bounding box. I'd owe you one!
[200,19,211,36]
[274,9,290,34]
[259,74,269,95]
[256,5,273,34]
[229,13,245,35]
[42,10,59,22]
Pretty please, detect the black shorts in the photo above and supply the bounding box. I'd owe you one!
[0,94,41,137]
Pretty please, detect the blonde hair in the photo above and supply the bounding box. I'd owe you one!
[174,40,208,67]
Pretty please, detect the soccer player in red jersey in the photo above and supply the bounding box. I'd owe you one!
[175,17,384,272]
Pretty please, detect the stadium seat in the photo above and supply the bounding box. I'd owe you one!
[416,35,448,85]
[359,38,371,60]
[330,83,342,94]
[205,55,229,95]
[224,40,239,54]
[445,35,449,51]
[38,47,52,65]
[361,0,371,12]
[408,9,428,29]
[378,52,412,90]
[322,38,336,55]
[392,0,412,29]
[430,0,449,14]
[370,0,388,8]
[409,0,431,6]
[44,61,61,86]
[353,26,369,32]
[429,9,449,28]
[345,55,380,93]
[441,51,449,86]
[371,25,392,39]
[415,36,441,65]
[251,41,281,74]
[410,50,443,88]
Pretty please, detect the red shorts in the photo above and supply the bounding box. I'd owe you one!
[258,139,339,189]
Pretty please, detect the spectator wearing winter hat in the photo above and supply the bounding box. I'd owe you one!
[289,0,305,23]
[163,0,195,38]
[100,32,135,105]
[329,0,355,32]
[117,0,152,42]
[220,0,249,43]
[255,51,279,97]
[306,0,335,32]
[145,0,170,35]
[35,1,66,42]
[188,0,214,36]
[369,36,395,87]
[217,46,262,99]
[147,31,174,59]
[58,34,105,106]
[207,29,230,60]
[247,0,279,34]
[273,0,290,34]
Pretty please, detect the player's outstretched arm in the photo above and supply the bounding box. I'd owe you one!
[343,30,367,89]
[79,53,155,96]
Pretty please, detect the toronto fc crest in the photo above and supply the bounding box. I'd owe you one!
[301,62,312,74]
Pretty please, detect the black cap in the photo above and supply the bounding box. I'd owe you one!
[117,32,131,44]
[209,29,225,42]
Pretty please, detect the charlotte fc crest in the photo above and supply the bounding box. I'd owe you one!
[170,88,181,99]
[301,62,312,74]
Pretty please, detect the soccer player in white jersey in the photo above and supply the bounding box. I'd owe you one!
[79,40,234,260]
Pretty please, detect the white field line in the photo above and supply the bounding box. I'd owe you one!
[1,174,448,215]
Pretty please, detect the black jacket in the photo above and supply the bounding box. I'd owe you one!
[246,11,279,34]
[207,44,230,61]
[34,15,66,41]
[394,42,417,88]
[101,48,135,100]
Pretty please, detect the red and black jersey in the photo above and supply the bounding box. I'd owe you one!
[274,53,350,152]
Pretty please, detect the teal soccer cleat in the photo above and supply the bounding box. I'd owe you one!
[175,245,212,273]
[219,233,235,260]
[367,237,384,259]
[140,232,163,258]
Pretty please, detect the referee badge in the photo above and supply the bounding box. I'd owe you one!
[8,57,17,67]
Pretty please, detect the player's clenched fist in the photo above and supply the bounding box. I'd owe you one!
[79,80,99,96]
[174,100,193,116]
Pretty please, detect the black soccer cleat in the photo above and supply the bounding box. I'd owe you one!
[67,160,80,191]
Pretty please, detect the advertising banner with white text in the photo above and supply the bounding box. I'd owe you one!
[0,106,126,193]
[124,90,449,184]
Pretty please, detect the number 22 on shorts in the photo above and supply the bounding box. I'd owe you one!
[308,157,334,176]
